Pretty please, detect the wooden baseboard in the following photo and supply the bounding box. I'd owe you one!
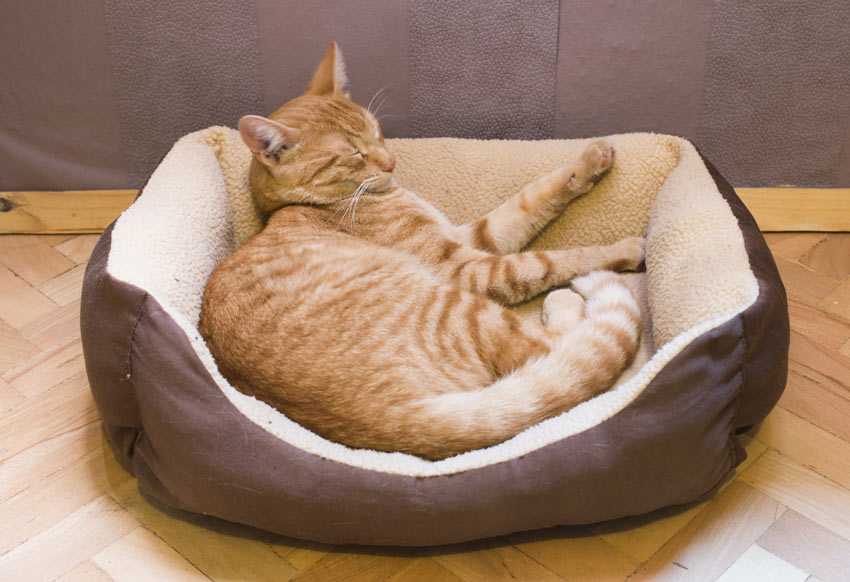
[0,190,137,234]
[0,188,847,234]
[736,188,850,232]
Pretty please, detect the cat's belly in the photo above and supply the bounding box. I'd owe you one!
[200,235,494,415]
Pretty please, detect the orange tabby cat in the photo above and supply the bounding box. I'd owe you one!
[200,42,644,460]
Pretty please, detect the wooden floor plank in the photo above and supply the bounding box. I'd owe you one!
[109,479,300,582]
[0,378,24,416]
[819,277,850,321]
[0,375,99,462]
[290,550,426,582]
[37,262,87,306]
[267,536,335,572]
[92,526,210,582]
[0,422,102,504]
[739,450,850,540]
[0,234,75,286]
[430,538,565,582]
[17,299,82,350]
[787,297,850,351]
[0,264,57,329]
[386,557,466,582]
[0,495,137,582]
[38,234,75,246]
[756,407,850,490]
[773,256,841,304]
[54,234,100,264]
[3,336,85,399]
[504,528,639,581]
[630,481,785,582]
[799,234,850,281]
[757,510,850,582]
[780,369,850,444]
[714,544,808,582]
[0,441,131,555]
[840,338,850,358]
[765,233,828,261]
[56,560,115,582]
[0,318,40,375]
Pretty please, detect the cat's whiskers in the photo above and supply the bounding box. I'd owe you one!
[366,84,393,116]
[338,175,381,232]
[371,94,392,119]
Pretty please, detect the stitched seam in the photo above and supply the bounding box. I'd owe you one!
[126,294,147,380]
[125,293,148,461]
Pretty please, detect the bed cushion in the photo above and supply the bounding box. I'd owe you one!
[80,127,789,545]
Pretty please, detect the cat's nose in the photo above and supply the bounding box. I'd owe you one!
[385,156,396,173]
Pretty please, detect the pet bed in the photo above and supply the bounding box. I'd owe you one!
[81,127,789,546]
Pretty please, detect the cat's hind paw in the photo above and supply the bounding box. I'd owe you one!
[605,236,646,272]
[542,288,585,331]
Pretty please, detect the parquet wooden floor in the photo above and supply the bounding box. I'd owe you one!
[1,232,849,582]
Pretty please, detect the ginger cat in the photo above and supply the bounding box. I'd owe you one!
[200,42,644,460]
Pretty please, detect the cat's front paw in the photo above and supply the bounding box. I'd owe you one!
[568,139,614,192]
[605,236,646,271]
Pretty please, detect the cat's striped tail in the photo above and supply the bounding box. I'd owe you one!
[397,271,641,460]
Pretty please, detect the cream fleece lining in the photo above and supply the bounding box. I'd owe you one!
[107,127,758,477]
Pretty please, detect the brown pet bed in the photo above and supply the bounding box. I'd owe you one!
[81,127,788,545]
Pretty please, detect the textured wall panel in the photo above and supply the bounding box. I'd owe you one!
[0,0,128,190]
[103,1,265,186]
[554,0,714,140]
[255,1,410,139]
[408,0,559,139]
[699,1,850,186]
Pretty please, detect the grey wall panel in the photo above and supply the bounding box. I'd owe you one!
[408,0,559,139]
[103,1,265,186]
[0,0,128,190]
[255,1,410,139]
[554,0,714,140]
[699,1,850,186]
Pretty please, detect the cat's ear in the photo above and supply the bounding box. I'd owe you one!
[304,41,349,96]
[238,115,301,165]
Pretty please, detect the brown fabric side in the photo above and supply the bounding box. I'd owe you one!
[703,156,790,430]
[80,223,144,473]
[105,287,745,546]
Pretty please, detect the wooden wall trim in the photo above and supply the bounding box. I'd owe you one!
[735,188,850,232]
[0,188,847,234]
[0,190,138,234]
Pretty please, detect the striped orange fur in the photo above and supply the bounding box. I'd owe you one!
[199,43,644,460]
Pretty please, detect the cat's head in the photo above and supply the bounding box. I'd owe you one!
[238,42,396,213]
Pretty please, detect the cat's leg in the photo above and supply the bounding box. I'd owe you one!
[541,289,585,331]
[448,236,644,304]
[458,139,614,254]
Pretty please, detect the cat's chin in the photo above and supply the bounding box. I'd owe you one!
[365,175,397,194]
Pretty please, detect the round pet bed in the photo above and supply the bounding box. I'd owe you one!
[81,127,789,546]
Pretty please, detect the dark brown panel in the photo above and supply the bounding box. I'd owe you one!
[255,1,410,138]
[699,1,850,186]
[0,0,128,190]
[103,1,265,186]
[408,0,559,139]
[555,0,714,140]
